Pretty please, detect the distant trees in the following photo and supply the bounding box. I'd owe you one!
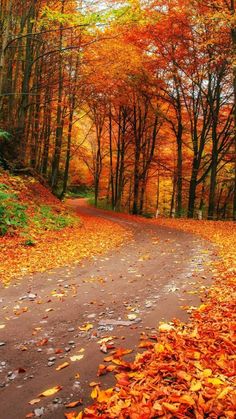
[0,0,235,218]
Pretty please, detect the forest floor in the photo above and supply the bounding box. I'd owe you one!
[1,199,233,419]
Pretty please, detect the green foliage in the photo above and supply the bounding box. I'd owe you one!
[67,185,94,198]
[0,184,28,235]
[23,238,36,246]
[33,205,77,231]
[88,197,114,211]
[142,212,154,219]
[0,129,11,141]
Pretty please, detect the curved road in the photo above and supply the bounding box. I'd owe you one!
[0,200,214,418]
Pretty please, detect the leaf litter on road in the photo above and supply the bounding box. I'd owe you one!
[69,219,236,418]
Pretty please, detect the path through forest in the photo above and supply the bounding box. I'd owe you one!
[0,200,215,419]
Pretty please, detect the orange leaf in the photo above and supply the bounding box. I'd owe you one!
[179,395,195,406]
[65,400,83,408]
[177,370,192,382]
[56,362,70,371]
[162,402,179,413]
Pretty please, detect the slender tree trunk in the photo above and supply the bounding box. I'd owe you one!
[176,120,183,217]
[0,0,12,108]
[117,109,126,210]
[170,174,176,217]
[94,135,101,207]
[188,157,198,218]
[208,144,218,219]
[109,106,115,209]
[231,1,236,219]
[17,1,36,161]
[61,112,73,199]
[51,0,65,191]
[133,106,140,215]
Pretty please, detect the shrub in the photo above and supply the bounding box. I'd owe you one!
[33,205,76,231]
[0,184,28,235]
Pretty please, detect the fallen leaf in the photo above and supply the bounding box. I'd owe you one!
[65,400,83,408]
[89,381,101,387]
[79,323,93,332]
[56,362,70,371]
[159,323,174,332]
[38,385,62,397]
[162,402,179,413]
[127,313,137,320]
[190,380,202,391]
[64,412,82,419]
[91,386,99,399]
[36,338,48,347]
[70,354,84,362]
[28,398,41,405]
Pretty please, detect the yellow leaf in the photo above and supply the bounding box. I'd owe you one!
[199,304,207,312]
[89,381,100,387]
[0,324,5,329]
[203,369,212,377]
[162,402,179,412]
[190,380,202,392]
[70,354,84,362]
[91,386,99,399]
[159,323,174,332]
[56,362,70,371]
[127,313,137,320]
[217,387,232,399]
[79,323,93,332]
[153,401,162,411]
[97,336,115,344]
[154,343,164,353]
[179,395,195,406]
[207,377,224,386]
[189,328,198,338]
[28,398,41,405]
[39,385,62,397]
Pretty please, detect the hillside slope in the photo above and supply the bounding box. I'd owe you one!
[0,169,130,285]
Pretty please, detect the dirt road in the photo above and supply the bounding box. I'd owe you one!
[0,201,214,418]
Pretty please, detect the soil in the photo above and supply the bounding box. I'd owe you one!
[0,200,215,419]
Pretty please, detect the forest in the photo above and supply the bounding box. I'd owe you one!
[0,0,236,219]
[0,2,236,418]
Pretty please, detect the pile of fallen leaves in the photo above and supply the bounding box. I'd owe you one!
[0,171,131,285]
[77,219,236,418]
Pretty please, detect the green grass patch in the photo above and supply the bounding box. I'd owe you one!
[0,184,28,235]
[32,205,78,231]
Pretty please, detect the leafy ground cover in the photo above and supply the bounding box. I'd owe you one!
[0,171,131,285]
[76,218,236,419]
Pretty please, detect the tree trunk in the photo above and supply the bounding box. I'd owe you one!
[132,106,140,215]
[0,0,12,108]
[51,0,65,191]
[208,145,218,219]
[109,106,115,209]
[17,1,36,160]
[188,157,198,218]
[231,1,236,219]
